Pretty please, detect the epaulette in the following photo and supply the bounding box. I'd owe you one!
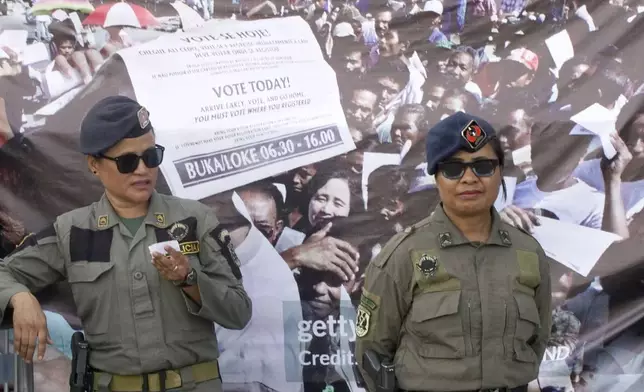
[372,216,433,268]
[514,225,533,237]
[411,215,432,230]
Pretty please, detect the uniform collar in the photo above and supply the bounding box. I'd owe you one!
[93,191,169,230]
[429,204,513,248]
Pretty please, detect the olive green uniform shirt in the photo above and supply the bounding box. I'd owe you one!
[0,191,252,375]
[355,206,552,392]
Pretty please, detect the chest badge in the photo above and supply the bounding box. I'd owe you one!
[417,254,439,277]
[168,222,189,241]
[439,232,452,248]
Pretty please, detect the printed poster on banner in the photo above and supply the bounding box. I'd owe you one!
[117,16,355,200]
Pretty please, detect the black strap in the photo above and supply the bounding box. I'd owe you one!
[210,226,242,279]
[142,373,149,392]
[159,371,167,392]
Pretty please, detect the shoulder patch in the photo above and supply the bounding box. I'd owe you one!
[359,289,381,311]
[356,290,381,338]
[355,305,371,338]
[210,226,242,280]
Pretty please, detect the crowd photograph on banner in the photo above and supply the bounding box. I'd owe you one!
[1,0,644,391]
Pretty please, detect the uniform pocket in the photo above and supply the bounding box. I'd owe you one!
[513,292,540,363]
[67,262,115,336]
[67,262,114,283]
[408,290,465,359]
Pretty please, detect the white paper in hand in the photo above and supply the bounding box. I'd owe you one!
[148,240,180,258]
[569,103,617,160]
[531,217,621,277]
[544,30,574,70]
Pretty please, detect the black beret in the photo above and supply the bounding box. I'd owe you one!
[425,112,497,175]
[80,96,153,155]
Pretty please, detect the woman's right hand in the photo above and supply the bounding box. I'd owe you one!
[10,291,52,363]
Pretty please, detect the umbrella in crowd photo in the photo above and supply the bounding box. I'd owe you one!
[82,1,159,28]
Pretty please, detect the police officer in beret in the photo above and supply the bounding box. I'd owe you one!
[355,112,552,392]
[0,96,252,392]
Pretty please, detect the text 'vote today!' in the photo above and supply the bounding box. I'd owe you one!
[213,77,291,98]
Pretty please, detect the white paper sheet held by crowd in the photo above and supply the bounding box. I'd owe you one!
[532,217,621,277]
[117,16,355,200]
[544,29,574,71]
[570,103,617,160]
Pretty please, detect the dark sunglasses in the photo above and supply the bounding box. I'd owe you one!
[100,145,165,174]
[437,159,499,180]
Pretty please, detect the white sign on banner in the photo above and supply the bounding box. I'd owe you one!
[117,16,355,200]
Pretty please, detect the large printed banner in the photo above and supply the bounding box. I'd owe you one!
[2,1,644,392]
[118,17,355,200]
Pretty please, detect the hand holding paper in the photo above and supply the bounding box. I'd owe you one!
[600,133,633,182]
[150,241,191,282]
[569,103,617,160]
[148,240,180,258]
